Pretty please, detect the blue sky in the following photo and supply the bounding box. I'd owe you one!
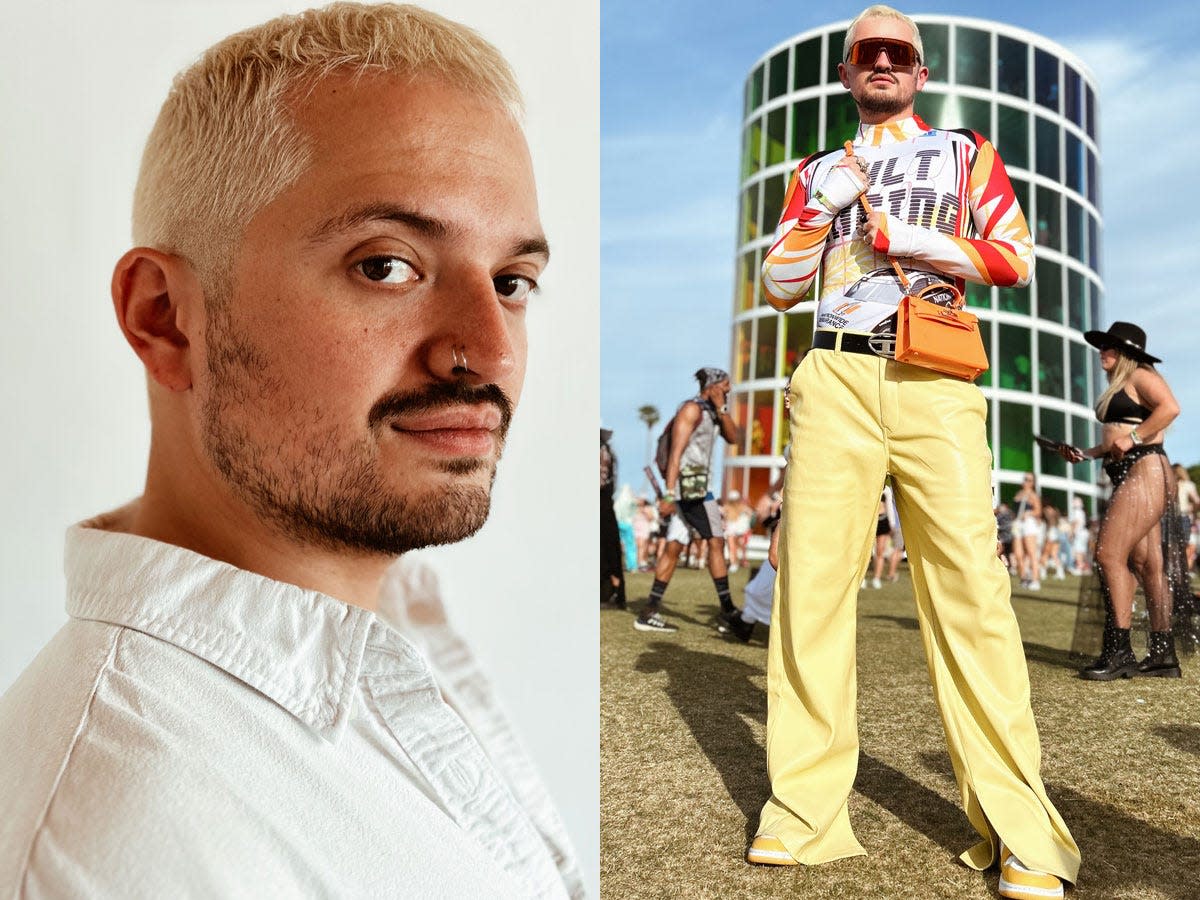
[601,0,1200,492]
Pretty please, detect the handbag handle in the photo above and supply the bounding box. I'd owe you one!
[844,141,964,310]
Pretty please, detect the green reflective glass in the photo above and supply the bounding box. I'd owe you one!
[1038,330,1064,397]
[955,26,990,88]
[1036,257,1063,324]
[1000,401,1033,471]
[999,324,1032,391]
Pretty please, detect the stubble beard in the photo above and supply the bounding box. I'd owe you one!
[200,309,506,557]
[856,75,914,116]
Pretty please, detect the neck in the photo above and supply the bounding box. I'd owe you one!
[112,435,392,612]
[859,106,915,126]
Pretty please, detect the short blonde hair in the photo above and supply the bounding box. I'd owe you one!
[132,2,521,293]
[843,5,924,64]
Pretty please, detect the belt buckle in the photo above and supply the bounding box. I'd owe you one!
[867,331,897,359]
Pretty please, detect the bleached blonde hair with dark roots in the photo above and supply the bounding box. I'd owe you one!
[843,5,924,64]
[132,2,522,296]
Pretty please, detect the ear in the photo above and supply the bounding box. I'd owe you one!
[837,61,850,89]
[915,64,929,93]
[111,248,200,392]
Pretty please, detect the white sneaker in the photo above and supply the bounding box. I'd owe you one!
[871,577,882,589]
[1028,580,1041,591]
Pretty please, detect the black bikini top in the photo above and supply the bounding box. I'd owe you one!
[1101,389,1152,425]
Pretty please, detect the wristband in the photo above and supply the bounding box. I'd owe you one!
[1130,428,1143,446]
[663,490,676,502]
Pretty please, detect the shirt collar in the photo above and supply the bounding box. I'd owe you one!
[855,114,931,147]
[64,517,379,742]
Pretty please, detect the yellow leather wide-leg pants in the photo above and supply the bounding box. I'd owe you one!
[756,343,1080,884]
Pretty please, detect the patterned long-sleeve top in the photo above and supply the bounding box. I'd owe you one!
[761,115,1033,335]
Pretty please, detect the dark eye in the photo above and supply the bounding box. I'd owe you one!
[494,274,537,303]
[357,256,418,284]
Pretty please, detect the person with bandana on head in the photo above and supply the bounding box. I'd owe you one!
[747,6,1079,898]
[634,368,743,633]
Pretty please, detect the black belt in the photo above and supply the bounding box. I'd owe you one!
[812,330,883,356]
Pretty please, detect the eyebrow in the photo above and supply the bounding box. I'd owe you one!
[307,201,549,262]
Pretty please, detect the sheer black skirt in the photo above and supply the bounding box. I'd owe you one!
[1069,445,1200,658]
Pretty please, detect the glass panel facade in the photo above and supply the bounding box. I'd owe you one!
[960,96,991,135]
[794,37,820,90]
[762,173,786,239]
[749,391,775,454]
[996,104,1028,170]
[748,64,764,113]
[768,48,790,100]
[1010,178,1031,224]
[827,29,846,83]
[792,98,819,157]
[728,393,750,456]
[956,26,990,88]
[755,314,778,380]
[825,92,859,146]
[922,23,949,82]
[1089,282,1102,338]
[998,284,1031,315]
[1035,115,1059,180]
[996,35,1027,98]
[999,324,1032,390]
[1066,198,1083,259]
[743,119,762,179]
[783,310,814,374]
[1067,268,1086,331]
[965,281,990,309]
[766,107,787,166]
[737,251,757,312]
[1040,407,1067,477]
[1035,185,1061,251]
[734,321,752,383]
[999,401,1033,471]
[1088,215,1100,274]
[1065,132,1084,195]
[1070,340,1088,404]
[1085,83,1096,140]
[1064,66,1083,127]
[740,183,758,244]
[978,318,994,387]
[1087,149,1098,207]
[914,91,946,128]
[1034,48,1059,111]
[1036,257,1062,324]
[1038,330,1064,396]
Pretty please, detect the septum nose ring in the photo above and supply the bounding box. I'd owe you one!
[451,346,471,375]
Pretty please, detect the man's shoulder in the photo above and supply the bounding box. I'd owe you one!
[0,619,296,892]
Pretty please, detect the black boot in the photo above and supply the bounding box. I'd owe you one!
[1080,624,1138,681]
[1137,630,1181,678]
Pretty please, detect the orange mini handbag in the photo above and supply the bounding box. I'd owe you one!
[845,142,989,382]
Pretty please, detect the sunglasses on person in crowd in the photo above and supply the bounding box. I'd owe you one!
[845,37,921,68]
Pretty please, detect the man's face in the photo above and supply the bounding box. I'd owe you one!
[196,73,546,556]
[838,16,929,117]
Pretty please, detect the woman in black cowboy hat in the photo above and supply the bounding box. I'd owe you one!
[1057,321,1190,679]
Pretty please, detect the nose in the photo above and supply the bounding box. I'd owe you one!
[425,270,521,383]
[873,48,893,68]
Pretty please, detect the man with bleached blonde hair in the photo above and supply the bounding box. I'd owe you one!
[748,5,1079,898]
[0,5,582,897]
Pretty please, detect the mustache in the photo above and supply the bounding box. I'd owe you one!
[367,381,514,435]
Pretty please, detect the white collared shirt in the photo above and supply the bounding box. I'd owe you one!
[0,520,583,899]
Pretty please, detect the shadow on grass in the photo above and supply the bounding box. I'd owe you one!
[634,640,994,863]
[917,751,1200,899]
[863,614,1079,671]
[634,641,769,840]
[1153,723,1200,756]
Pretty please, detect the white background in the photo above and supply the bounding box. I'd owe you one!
[0,0,598,893]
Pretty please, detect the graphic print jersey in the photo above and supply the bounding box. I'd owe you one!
[761,116,1034,334]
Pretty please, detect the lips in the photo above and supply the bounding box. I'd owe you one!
[389,405,502,456]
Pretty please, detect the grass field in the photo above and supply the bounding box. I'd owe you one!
[601,565,1200,899]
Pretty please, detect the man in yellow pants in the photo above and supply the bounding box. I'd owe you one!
[748,6,1080,897]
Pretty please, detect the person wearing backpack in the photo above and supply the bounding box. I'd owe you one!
[635,367,742,632]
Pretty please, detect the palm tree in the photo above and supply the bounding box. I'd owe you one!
[637,405,660,474]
